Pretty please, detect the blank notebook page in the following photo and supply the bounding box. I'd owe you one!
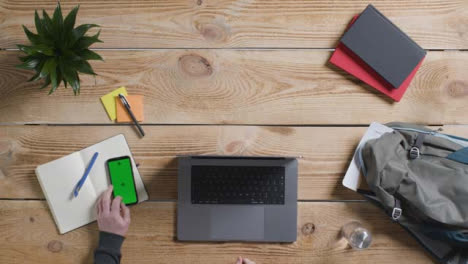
[36,152,98,234]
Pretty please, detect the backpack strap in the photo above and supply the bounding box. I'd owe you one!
[357,189,403,221]
[416,226,468,249]
[356,189,375,196]
[410,133,426,159]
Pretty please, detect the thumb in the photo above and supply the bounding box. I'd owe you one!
[243,258,255,264]
[236,257,242,264]
[121,202,131,223]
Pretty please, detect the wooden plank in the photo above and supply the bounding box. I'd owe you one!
[0,200,435,264]
[1,50,468,125]
[1,125,467,200]
[0,125,362,200]
[1,0,467,49]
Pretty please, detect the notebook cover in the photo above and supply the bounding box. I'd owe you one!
[330,15,425,102]
[116,95,144,123]
[340,4,426,89]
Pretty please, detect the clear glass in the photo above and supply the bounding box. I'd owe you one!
[341,221,372,249]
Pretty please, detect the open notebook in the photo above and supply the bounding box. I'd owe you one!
[35,134,148,234]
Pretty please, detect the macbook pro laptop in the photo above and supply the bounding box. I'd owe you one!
[177,156,298,242]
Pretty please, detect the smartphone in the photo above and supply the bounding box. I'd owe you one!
[106,156,138,205]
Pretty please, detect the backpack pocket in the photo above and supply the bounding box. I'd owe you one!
[398,155,468,228]
[447,147,468,165]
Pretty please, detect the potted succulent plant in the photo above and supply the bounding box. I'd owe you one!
[16,2,103,95]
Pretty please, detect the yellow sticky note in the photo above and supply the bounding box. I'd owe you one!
[100,87,128,121]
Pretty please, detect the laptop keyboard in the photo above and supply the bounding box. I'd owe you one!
[191,165,285,205]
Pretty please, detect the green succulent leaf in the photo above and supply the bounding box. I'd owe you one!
[76,49,103,61]
[64,5,79,33]
[27,60,46,82]
[56,69,63,89]
[36,44,54,56]
[34,10,45,36]
[74,24,99,38]
[75,75,81,95]
[25,44,54,56]
[40,76,51,89]
[42,10,54,36]
[74,30,102,50]
[17,45,36,55]
[19,56,30,62]
[52,2,64,36]
[71,24,99,46]
[17,3,102,94]
[22,25,41,44]
[28,72,40,82]
[74,60,96,75]
[27,71,41,82]
[16,56,41,70]
[34,59,46,73]
[58,61,66,87]
[40,58,57,79]
[62,64,80,94]
[48,67,62,95]
[61,49,81,62]
[17,44,53,56]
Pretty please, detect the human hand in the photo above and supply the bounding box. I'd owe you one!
[236,256,256,264]
[96,185,131,237]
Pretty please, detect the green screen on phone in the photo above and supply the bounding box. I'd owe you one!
[107,157,138,205]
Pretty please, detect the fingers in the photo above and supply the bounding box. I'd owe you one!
[111,196,122,215]
[243,258,255,264]
[121,202,131,223]
[236,257,242,264]
[96,196,102,215]
[99,198,103,214]
[100,185,113,214]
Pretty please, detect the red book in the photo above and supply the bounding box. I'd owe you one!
[329,15,425,102]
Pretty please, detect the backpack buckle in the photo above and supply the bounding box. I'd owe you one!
[392,207,402,221]
[409,147,420,159]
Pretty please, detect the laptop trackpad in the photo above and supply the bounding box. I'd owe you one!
[210,206,265,240]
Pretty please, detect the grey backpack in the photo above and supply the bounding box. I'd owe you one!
[359,122,468,264]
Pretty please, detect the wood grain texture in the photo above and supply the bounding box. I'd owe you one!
[0,125,364,200]
[1,1,466,262]
[1,0,467,49]
[0,200,435,264]
[1,125,467,200]
[1,50,468,124]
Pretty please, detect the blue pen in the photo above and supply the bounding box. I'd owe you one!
[74,152,99,197]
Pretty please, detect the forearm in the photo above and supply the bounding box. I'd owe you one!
[94,231,125,264]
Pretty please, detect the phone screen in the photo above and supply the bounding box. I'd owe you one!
[107,156,138,205]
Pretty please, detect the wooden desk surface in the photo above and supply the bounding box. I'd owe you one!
[1,1,467,263]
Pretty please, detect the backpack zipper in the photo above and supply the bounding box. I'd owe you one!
[391,127,437,135]
[392,198,402,221]
[392,127,468,147]
[358,126,467,176]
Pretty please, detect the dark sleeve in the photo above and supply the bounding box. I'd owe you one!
[94,231,125,264]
